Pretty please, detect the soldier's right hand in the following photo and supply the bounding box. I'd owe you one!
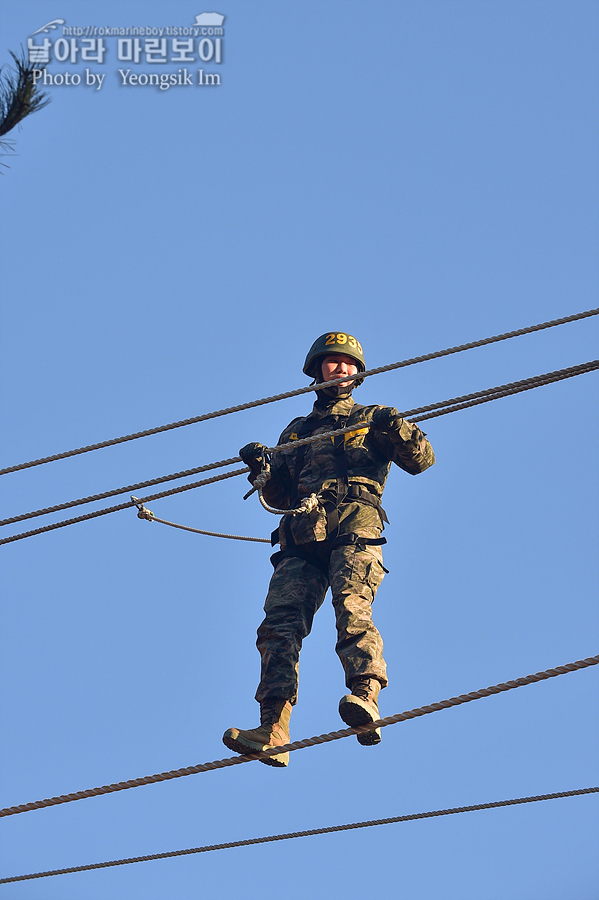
[239,442,266,467]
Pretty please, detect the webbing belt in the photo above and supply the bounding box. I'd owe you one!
[270,532,387,576]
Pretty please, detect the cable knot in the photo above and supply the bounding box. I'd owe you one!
[252,464,271,490]
[131,495,154,521]
[297,493,320,515]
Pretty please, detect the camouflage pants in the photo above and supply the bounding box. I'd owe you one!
[255,540,388,705]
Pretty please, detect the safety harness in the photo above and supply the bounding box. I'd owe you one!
[269,405,389,574]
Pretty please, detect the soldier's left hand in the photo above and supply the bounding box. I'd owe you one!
[371,406,401,433]
[239,441,266,467]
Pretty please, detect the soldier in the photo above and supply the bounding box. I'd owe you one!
[223,332,435,766]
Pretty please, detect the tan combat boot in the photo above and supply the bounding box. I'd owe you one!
[338,677,382,746]
[222,699,292,767]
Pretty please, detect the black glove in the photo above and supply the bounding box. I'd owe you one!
[371,407,401,433]
[239,441,266,468]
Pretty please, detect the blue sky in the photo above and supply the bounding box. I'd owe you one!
[1,2,598,897]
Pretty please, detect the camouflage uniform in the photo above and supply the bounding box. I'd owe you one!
[251,393,435,705]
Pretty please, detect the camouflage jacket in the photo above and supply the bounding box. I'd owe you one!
[252,394,435,548]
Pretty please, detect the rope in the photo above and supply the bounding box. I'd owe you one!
[2,360,597,537]
[1,361,596,545]
[1,653,595,819]
[133,500,270,544]
[0,423,368,530]
[400,359,599,421]
[131,358,595,538]
[0,456,243,528]
[0,421,370,546]
[0,468,249,547]
[413,359,599,422]
[2,787,595,884]
[257,489,321,517]
[2,308,596,477]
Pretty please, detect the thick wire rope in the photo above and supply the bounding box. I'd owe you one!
[0,422,369,546]
[128,329,595,538]
[134,355,597,541]
[2,787,596,884]
[1,360,596,547]
[2,308,597,477]
[0,468,249,547]
[394,359,599,421]
[0,423,367,529]
[2,360,597,537]
[414,359,598,421]
[0,456,244,528]
[1,654,596,819]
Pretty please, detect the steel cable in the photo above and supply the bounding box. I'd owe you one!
[0,423,369,546]
[139,342,587,539]
[0,456,243,527]
[2,360,597,539]
[398,359,599,420]
[0,423,367,529]
[2,308,597,477]
[2,786,596,884]
[1,654,596,819]
[414,359,599,421]
[0,468,250,547]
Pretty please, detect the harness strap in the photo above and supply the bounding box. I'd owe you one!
[288,414,321,506]
[320,482,389,526]
[346,483,389,524]
[324,428,350,539]
[270,547,330,578]
[289,443,308,508]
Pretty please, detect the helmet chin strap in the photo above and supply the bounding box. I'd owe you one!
[316,383,355,400]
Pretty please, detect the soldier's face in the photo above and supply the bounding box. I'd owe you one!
[321,354,359,387]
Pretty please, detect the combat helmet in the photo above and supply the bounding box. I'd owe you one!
[303,332,366,386]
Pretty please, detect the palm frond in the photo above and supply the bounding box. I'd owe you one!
[0,49,50,141]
